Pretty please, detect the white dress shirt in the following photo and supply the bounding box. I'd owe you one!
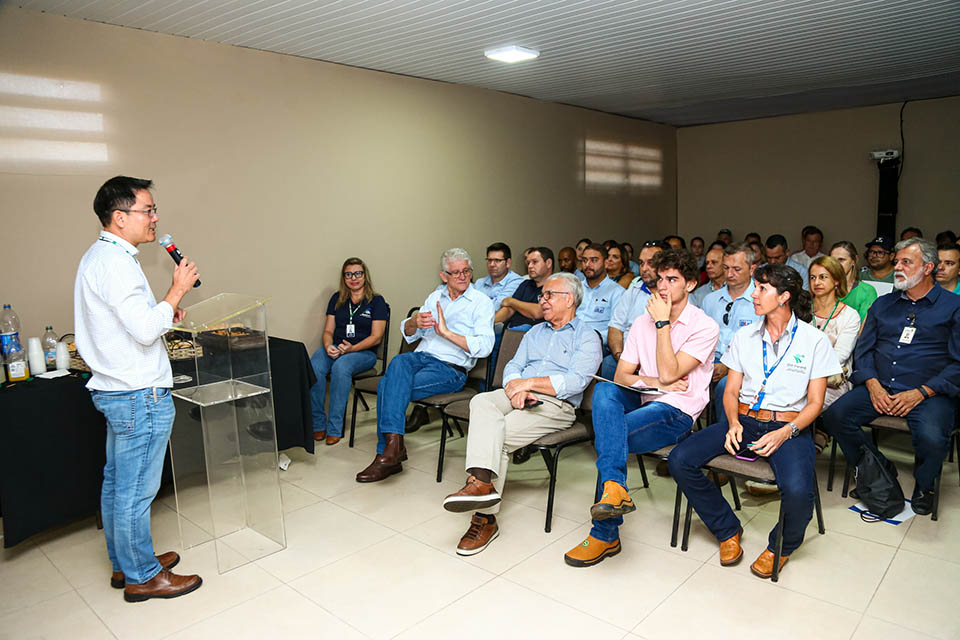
[405,284,495,370]
[74,231,174,390]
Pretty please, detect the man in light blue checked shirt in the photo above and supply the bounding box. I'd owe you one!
[356,248,495,483]
[441,272,602,556]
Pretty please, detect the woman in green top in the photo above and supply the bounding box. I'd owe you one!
[829,241,877,323]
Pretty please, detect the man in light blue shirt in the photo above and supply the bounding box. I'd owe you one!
[442,272,602,555]
[701,242,762,424]
[576,244,624,349]
[474,242,524,308]
[763,234,809,291]
[602,241,663,378]
[357,248,494,483]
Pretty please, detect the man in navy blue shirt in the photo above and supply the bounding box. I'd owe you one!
[822,238,960,515]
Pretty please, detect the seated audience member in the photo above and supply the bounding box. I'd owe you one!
[311,258,388,445]
[748,241,765,266]
[822,238,960,515]
[935,230,957,247]
[900,226,923,240]
[557,246,579,276]
[860,236,896,284]
[691,236,706,269]
[520,247,536,279]
[577,243,625,351]
[763,234,809,288]
[605,242,635,289]
[669,264,841,579]
[936,242,960,294]
[357,248,494,482]
[717,229,734,245]
[792,225,825,270]
[442,273,601,555]
[663,235,686,250]
[565,250,718,567]
[809,256,860,407]
[575,238,591,271]
[622,241,641,276]
[602,241,664,379]
[744,232,762,245]
[691,246,725,308]
[702,243,763,424]
[475,243,524,307]
[497,247,554,330]
[829,241,877,322]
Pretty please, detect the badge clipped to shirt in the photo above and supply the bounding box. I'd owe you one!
[899,326,916,344]
[346,324,356,338]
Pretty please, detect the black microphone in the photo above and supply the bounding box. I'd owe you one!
[158,234,201,288]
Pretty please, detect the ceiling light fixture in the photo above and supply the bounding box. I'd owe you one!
[484,45,539,63]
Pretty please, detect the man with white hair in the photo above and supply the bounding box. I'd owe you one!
[821,238,960,515]
[357,248,495,482]
[441,272,602,555]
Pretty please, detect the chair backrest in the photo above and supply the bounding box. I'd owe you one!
[399,306,421,354]
[580,377,598,413]
[374,304,391,375]
[492,329,527,389]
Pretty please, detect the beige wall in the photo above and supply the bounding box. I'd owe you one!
[678,96,960,254]
[0,7,677,354]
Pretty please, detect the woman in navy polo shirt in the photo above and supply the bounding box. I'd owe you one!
[310,258,388,445]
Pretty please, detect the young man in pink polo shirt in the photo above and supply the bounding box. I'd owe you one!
[565,249,719,567]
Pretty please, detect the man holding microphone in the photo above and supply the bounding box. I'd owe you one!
[75,176,202,602]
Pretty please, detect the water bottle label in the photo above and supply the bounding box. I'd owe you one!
[8,360,26,379]
[0,331,18,356]
[45,350,57,366]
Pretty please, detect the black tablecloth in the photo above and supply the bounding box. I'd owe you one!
[0,336,316,548]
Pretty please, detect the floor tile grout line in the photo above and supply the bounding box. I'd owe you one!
[385,572,502,639]
[154,583,289,640]
[497,572,634,633]
[284,579,375,640]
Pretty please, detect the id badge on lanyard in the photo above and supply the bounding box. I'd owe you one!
[751,322,798,411]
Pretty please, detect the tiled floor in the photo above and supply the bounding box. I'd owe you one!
[2,407,959,640]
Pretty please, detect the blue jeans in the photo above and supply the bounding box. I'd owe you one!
[821,384,957,491]
[668,416,816,556]
[600,353,618,381]
[590,383,693,542]
[91,388,174,585]
[375,352,467,453]
[310,348,377,437]
[713,375,728,427]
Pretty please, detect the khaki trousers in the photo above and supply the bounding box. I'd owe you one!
[464,389,576,514]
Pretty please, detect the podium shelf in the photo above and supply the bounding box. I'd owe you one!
[172,379,270,407]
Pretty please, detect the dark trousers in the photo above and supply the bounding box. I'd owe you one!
[668,416,816,556]
[820,385,957,491]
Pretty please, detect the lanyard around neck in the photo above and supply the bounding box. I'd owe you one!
[751,321,799,411]
[814,299,840,334]
[98,235,138,262]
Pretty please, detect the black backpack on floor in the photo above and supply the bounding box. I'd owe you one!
[854,444,905,521]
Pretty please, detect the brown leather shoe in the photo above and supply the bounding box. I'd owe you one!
[719,527,743,566]
[123,569,202,603]
[443,475,500,512]
[110,551,181,589]
[313,430,327,441]
[325,435,341,446]
[590,480,636,520]
[750,549,789,579]
[356,434,404,482]
[456,513,499,556]
[564,536,621,567]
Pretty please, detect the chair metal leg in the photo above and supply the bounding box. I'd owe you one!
[949,432,955,463]
[636,454,649,488]
[729,475,741,511]
[871,428,880,447]
[681,497,694,551]
[933,472,941,522]
[955,433,960,485]
[452,418,464,438]
[842,463,852,498]
[594,471,603,503]
[671,484,682,548]
[541,448,560,533]
[436,414,449,483]
[813,471,825,534]
[96,509,103,530]
[772,502,786,583]
[349,391,361,448]
[358,393,370,412]
[827,439,838,491]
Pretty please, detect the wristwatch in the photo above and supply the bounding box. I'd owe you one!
[786,422,800,439]
[655,320,671,329]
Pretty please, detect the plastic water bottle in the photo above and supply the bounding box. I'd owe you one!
[0,304,20,358]
[5,338,29,381]
[42,326,58,368]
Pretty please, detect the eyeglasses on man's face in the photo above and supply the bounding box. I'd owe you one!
[119,206,158,218]
[538,290,572,302]
[343,270,365,280]
[445,268,473,279]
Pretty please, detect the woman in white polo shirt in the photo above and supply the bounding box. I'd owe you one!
[669,263,841,580]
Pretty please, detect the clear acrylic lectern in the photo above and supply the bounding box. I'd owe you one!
[163,293,286,573]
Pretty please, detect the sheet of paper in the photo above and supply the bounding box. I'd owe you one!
[590,374,666,396]
[36,369,71,379]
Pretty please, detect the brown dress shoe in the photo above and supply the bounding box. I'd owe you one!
[110,551,181,589]
[590,480,636,520]
[719,527,743,566]
[443,475,500,512]
[456,513,499,556]
[750,549,789,579]
[325,435,341,446]
[564,536,621,567]
[123,569,202,603]
[356,434,404,482]
[313,430,327,441]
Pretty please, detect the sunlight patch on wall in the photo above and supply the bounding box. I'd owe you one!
[583,140,662,192]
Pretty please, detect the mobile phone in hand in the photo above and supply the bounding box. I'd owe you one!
[524,398,543,409]
[735,446,759,461]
